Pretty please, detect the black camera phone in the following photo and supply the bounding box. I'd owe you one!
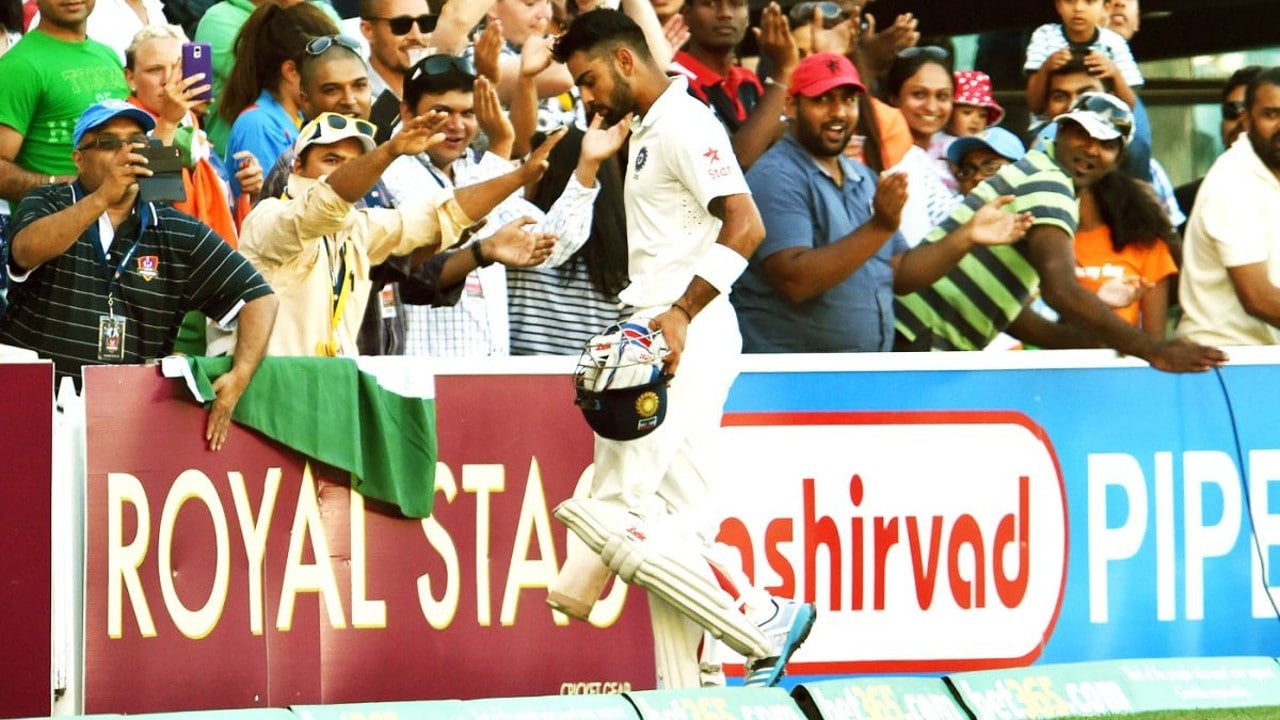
[136,139,186,205]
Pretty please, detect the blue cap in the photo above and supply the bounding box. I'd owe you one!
[946,126,1027,166]
[72,100,156,149]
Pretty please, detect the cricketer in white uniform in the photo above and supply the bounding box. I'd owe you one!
[549,8,816,689]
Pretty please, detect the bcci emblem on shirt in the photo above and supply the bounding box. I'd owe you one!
[633,146,648,180]
[136,255,160,281]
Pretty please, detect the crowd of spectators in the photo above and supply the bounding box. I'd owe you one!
[4,0,1280,396]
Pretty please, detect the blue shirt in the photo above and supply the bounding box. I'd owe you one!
[733,134,908,352]
[224,89,301,197]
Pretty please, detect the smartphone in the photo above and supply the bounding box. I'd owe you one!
[136,141,186,205]
[182,42,213,102]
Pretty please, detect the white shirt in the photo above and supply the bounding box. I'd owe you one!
[79,0,167,65]
[1177,136,1280,345]
[621,76,750,310]
[382,147,598,356]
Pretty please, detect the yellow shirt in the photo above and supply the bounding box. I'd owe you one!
[238,174,473,357]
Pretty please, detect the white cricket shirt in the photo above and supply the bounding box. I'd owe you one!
[619,77,751,310]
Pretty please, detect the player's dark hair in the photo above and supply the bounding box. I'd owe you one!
[553,9,651,65]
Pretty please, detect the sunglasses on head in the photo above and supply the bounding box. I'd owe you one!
[1222,99,1246,121]
[367,13,438,35]
[305,34,363,57]
[302,113,377,143]
[896,45,950,60]
[408,54,476,82]
[78,133,149,152]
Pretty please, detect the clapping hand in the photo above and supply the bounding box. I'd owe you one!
[966,195,1035,246]
[474,76,514,158]
[753,2,799,79]
[474,20,503,83]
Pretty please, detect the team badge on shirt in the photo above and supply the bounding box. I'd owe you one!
[635,146,648,171]
[137,255,159,282]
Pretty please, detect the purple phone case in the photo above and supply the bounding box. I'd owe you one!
[182,42,214,102]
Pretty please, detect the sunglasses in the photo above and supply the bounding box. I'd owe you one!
[301,113,377,143]
[367,14,438,36]
[77,133,149,152]
[954,158,1009,182]
[897,45,950,60]
[1222,99,1246,121]
[305,34,363,57]
[788,1,844,27]
[408,54,476,82]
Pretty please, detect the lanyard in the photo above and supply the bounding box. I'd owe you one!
[318,235,353,357]
[73,182,153,318]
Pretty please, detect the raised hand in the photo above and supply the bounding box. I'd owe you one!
[581,114,630,164]
[474,76,514,159]
[233,150,263,197]
[662,14,690,55]
[753,2,799,79]
[483,216,556,267]
[518,126,567,184]
[520,34,555,78]
[158,70,212,126]
[96,139,151,205]
[967,195,1034,246]
[474,19,504,83]
[388,111,448,156]
[861,13,919,76]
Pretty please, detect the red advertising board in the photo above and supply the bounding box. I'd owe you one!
[83,364,654,714]
[0,362,54,719]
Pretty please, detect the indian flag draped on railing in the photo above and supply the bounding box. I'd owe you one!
[170,355,437,518]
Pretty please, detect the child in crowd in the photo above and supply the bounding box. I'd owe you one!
[930,69,1003,191]
[1023,0,1141,117]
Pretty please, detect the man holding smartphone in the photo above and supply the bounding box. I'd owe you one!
[0,100,279,451]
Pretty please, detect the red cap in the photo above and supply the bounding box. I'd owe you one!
[788,52,866,98]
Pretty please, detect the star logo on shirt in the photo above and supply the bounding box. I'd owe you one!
[703,147,722,164]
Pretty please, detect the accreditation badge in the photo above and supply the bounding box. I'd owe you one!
[97,315,127,361]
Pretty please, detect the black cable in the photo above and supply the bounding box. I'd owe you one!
[1212,365,1280,623]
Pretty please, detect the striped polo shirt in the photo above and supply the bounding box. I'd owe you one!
[894,149,1078,350]
[1,183,273,383]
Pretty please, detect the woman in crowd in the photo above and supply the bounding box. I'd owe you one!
[1074,170,1179,339]
[884,45,960,245]
[507,128,629,355]
[218,0,337,196]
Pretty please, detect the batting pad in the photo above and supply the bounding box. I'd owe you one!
[555,498,771,658]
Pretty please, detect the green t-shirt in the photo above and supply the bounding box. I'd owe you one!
[0,30,129,177]
[894,148,1079,350]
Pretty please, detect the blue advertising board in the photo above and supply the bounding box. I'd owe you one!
[712,349,1280,684]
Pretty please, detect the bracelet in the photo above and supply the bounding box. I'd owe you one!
[469,240,493,268]
[671,302,693,322]
[693,243,749,295]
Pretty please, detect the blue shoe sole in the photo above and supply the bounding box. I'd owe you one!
[745,603,817,687]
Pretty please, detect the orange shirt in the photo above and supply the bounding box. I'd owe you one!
[1074,225,1177,326]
